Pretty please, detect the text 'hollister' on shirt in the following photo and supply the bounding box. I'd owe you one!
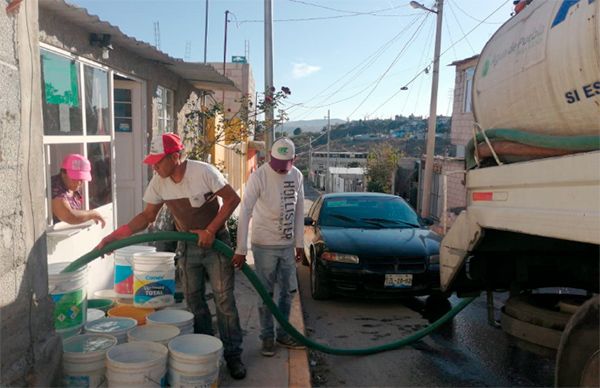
[143,160,227,232]
[235,163,304,255]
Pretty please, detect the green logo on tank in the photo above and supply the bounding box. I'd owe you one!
[482,60,490,77]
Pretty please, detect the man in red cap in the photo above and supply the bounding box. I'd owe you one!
[232,137,305,356]
[97,132,247,379]
[51,153,106,227]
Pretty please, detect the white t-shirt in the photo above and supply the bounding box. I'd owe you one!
[235,163,304,255]
[143,160,227,231]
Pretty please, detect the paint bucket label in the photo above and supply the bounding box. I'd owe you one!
[133,277,175,307]
[114,264,133,295]
[52,289,85,330]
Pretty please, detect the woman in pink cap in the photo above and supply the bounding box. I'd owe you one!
[51,153,105,227]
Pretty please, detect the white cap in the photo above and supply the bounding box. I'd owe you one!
[271,138,295,161]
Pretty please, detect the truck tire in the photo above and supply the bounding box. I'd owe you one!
[504,294,584,330]
[555,295,599,387]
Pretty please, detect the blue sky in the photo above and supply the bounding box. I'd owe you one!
[71,0,514,121]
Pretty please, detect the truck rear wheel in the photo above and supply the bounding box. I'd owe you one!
[555,295,599,387]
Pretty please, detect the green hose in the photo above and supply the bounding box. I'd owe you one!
[62,231,475,356]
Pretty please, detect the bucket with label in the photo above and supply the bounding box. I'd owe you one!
[106,341,168,387]
[128,324,180,346]
[133,252,176,308]
[84,317,137,344]
[167,334,223,388]
[107,305,155,325]
[62,333,117,387]
[146,309,194,335]
[114,246,156,296]
[48,262,88,339]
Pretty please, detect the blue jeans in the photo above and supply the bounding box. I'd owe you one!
[177,231,243,360]
[252,245,298,341]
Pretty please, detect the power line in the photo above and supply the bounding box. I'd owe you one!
[346,14,430,119]
[287,14,425,119]
[450,0,505,25]
[447,0,475,54]
[288,0,408,15]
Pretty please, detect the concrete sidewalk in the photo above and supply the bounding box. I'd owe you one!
[217,248,311,388]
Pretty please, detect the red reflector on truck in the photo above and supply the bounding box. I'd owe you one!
[472,192,493,201]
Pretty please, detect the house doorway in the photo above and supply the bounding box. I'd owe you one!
[113,75,146,226]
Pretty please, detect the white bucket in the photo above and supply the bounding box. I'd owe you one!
[128,324,181,346]
[48,262,88,338]
[167,334,223,388]
[62,333,117,387]
[84,317,137,344]
[106,341,168,387]
[114,246,156,296]
[146,309,194,335]
[133,252,176,308]
[87,308,105,322]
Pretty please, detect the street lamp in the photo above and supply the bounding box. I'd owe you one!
[413,0,444,218]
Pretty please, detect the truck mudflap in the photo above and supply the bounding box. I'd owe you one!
[439,211,483,292]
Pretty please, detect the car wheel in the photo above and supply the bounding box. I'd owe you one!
[310,256,332,300]
[423,293,452,323]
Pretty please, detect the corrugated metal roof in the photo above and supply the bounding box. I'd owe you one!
[328,167,365,174]
[39,0,238,91]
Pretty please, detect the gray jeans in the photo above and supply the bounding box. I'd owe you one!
[177,230,243,360]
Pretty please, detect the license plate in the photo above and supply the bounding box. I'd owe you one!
[384,274,413,288]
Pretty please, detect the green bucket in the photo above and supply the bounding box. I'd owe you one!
[87,298,115,312]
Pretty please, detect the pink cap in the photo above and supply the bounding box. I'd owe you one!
[143,133,184,164]
[61,154,92,181]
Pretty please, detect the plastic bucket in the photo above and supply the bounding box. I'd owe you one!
[62,333,117,387]
[106,341,168,387]
[114,246,156,296]
[84,317,137,345]
[146,309,194,335]
[87,298,114,312]
[133,252,176,308]
[167,334,223,387]
[86,308,105,322]
[107,305,155,325]
[128,324,180,346]
[48,262,88,338]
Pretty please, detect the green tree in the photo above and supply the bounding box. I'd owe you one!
[365,144,400,193]
[293,127,302,136]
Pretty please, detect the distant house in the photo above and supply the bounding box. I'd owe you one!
[415,56,477,228]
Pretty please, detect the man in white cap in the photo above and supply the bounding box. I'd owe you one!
[97,133,247,379]
[232,137,306,356]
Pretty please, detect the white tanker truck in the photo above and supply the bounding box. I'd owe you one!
[440,0,599,385]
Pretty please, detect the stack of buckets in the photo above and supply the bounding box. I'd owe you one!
[59,245,223,386]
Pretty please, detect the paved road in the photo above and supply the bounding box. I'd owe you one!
[299,182,555,387]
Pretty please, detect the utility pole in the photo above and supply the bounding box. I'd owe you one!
[308,136,313,184]
[264,0,274,156]
[222,10,229,105]
[203,0,209,63]
[326,109,331,192]
[413,0,444,218]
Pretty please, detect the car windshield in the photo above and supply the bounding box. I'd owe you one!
[319,196,421,228]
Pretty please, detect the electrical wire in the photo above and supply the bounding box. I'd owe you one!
[288,0,409,16]
[450,0,505,25]
[446,0,475,54]
[346,14,431,119]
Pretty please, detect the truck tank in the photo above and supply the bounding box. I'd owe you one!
[473,0,600,136]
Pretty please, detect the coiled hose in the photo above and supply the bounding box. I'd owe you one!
[62,231,475,356]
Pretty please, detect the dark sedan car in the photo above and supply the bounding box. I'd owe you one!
[303,192,442,300]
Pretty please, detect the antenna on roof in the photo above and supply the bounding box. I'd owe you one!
[185,41,192,60]
[153,21,161,50]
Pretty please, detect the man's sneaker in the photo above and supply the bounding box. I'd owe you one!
[226,357,246,380]
[276,336,306,350]
[261,338,276,357]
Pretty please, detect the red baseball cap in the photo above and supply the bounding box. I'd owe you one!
[143,133,184,164]
[61,154,92,181]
